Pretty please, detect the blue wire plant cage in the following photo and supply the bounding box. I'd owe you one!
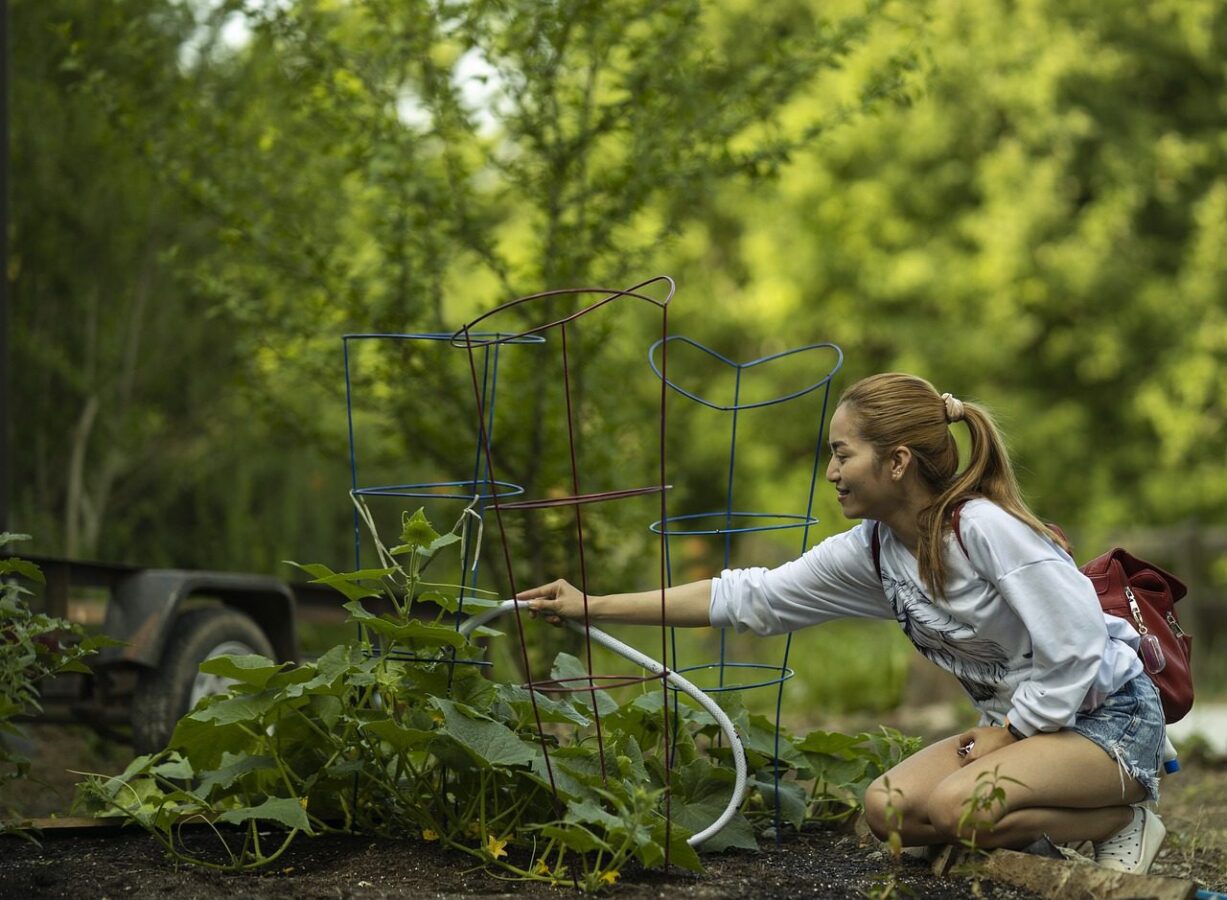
[647,335,844,835]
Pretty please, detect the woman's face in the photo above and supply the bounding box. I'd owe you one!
[826,404,899,521]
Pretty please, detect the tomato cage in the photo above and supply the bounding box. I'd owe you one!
[646,335,844,837]
[446,276,679,819]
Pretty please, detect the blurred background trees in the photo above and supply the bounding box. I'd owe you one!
[10,0,1226,696]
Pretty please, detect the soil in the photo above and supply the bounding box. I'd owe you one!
[4,722,1224,899]
[3,824,1038,899]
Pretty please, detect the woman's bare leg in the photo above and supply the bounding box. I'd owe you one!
[863,735,965,845]
[864,731,1145,848]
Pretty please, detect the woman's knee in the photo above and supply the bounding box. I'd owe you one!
[926,778,1001,842]
[862,775,914,840]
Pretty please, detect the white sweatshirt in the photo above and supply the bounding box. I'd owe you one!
[709,498,1144,735]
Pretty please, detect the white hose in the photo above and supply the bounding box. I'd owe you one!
[459,598,748,846]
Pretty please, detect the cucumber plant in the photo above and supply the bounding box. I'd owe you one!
[76,509,917,889]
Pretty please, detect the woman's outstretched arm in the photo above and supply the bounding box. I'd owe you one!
[516,578,713,627]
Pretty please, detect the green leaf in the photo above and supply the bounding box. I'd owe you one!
[342,599,377,621]
[189,691,279,725]
[674,757,732,804]
[278,645,359,697]
[496,683,591,727]
[549,652,618,716]
[358,616,469,650]
[150,756,195,781]
[671,800,757,852]
[804,753,870,788]
[566,797,622,831]
[794,730,866,756]
[420,591,501,613]
[0,557,43,583]
[742,714,808,769]
[526,754,597,803]
[198,654,288,689]
[362,719,436,753]
[78,633,125,652]
[287,562,385,601]
[102,754,157,792]
[749,772,809,829]
[613,734,651,786]
[642,818,704,872]
[196,753,277,798]
[538,822,611,854]
[216,796,312,832]
[167,716,258,768]
[431,698,538,768]
[427,532,461,555]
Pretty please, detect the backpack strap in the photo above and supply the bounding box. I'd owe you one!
[871,522,883,582]
[950,502,970,559]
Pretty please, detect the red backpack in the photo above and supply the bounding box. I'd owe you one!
[870,510,1194,724]
[1080,547,1192,723]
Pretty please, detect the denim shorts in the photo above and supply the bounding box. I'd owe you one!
[1068,673,1165,803]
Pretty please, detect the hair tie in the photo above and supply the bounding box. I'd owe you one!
[941,392,965,423]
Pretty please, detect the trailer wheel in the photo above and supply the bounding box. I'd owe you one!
[132,607,274,754]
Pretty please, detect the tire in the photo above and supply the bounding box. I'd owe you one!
[132,607,274,754]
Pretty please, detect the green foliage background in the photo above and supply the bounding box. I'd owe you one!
[11,0,1227,700]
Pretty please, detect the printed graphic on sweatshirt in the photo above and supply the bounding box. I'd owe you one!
[884,576,1010,702]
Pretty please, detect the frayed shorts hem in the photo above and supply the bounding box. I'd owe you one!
[1067,674,1164,804]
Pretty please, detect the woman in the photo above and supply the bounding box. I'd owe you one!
[519,373,1167,874]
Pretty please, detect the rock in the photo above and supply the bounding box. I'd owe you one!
[979,848,1197,899]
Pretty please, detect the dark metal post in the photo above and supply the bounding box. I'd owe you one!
[0,0,9,534]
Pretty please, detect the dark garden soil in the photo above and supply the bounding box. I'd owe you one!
[2,824,1041,900]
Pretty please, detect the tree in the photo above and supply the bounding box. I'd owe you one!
[665,0,1227,541]
[10,0,351,567]
[13,0,917,589]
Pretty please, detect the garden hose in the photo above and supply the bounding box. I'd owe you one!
[460,598,748,846]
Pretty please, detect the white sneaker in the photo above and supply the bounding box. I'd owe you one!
[1093,806,1166,874]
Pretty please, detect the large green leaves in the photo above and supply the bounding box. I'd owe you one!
[197,654,289,690]
[217,796,312,833]
[342,600,469,650]
[430,698,538,769]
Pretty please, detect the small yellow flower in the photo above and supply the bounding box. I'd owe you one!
[533,859,551,876]
[421,829,440,842]
[599,870,620,885]
[466,821,482,838]
[485,834,509,860]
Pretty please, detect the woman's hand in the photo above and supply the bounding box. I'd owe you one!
[517,579,592,627]
[516,578,713,628]
[955,725,1019,765]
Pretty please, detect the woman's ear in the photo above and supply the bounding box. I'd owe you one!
[889,446,913,480]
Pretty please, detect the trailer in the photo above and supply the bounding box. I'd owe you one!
[25,555,338,754]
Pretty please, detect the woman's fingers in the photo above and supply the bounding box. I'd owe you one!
[514,579,584,628]
[516,582,563,621]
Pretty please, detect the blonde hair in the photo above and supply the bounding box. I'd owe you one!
[838,373,1067,597]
